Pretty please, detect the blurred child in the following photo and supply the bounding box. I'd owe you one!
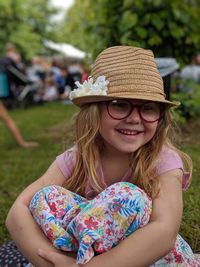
[42,73,59,102]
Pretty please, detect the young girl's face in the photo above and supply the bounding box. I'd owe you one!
[99,99,162,155]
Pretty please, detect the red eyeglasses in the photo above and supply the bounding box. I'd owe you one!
[105,99,164,123]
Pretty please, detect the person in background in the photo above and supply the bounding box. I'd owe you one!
[181,53,200,81]
[80,61,90,83]
[42,73,59,102]
[57,67,75,100]
[180,53,200,91]
[6,46,200,267]
[0,101,39,148]
[1,43,27,97]
[68,63,82,84]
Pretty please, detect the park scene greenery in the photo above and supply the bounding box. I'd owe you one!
[1,0,200,62]
[0,0,200,255]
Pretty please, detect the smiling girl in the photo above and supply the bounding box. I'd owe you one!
[6,46,200,267]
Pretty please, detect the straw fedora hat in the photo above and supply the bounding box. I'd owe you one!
[70,46,179,107]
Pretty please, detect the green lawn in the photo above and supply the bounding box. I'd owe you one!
[0,102,199,253]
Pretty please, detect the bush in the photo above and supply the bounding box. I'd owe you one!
[171,80,200,123]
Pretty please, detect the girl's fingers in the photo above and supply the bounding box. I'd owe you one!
[37,248,76,266]
[37,248,58,263]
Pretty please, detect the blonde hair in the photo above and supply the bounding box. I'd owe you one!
[64,103,192,199]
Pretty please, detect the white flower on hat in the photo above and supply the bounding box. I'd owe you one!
[69,75,109,100]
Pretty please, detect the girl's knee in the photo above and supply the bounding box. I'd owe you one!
[29,185,71,210]
[106,182,151,205]
[29,185,87,214]
[104,182,152,223]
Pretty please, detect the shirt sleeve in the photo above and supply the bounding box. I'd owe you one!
[56,146,76,178]
[154,147,190,190]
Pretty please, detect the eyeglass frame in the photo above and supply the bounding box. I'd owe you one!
[104,99,164,123]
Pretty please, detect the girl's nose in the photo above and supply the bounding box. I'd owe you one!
[125,107,141,123]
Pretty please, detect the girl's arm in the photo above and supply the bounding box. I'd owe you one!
[6,160,73,267]
[82,168,183,267]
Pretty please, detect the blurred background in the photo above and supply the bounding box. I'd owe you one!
[0,0,200,254]
[1,0,200,118]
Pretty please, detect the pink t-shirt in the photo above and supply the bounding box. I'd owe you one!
[56,146,190,199]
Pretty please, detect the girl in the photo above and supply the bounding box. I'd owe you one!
[6,46,200,267]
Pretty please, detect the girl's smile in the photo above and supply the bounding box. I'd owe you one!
[116,126,144,136]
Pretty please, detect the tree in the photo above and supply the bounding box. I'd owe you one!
[58,0,123,57]
[60,0,200,63]
[0,0,58,59]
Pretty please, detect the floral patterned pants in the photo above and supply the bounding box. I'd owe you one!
[29,182,200,266]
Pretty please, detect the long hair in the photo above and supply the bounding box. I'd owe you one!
[129,108,192,198]
[63,103,192,199]
[63,104,104,195]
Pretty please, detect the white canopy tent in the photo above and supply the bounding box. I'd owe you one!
[45,40,86,60]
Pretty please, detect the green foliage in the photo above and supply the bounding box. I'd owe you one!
[0,0,58,60]
[58,0,125,57]
[60,0,200,62]
[171,81,200,122]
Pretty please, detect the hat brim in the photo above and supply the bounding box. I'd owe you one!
[72,94,180,107]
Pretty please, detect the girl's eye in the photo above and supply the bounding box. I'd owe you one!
[143,104,154,110]
[111,101,130,110]
[142,103,159,113]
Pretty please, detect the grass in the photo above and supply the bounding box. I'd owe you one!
[0,102,199,253]
[0,102,77,244]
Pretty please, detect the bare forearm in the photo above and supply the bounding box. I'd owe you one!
[6,203,59,267]
[6,161,70,266]
[84,222,175,267]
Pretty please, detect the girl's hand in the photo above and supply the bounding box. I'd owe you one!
[37,248,77,267]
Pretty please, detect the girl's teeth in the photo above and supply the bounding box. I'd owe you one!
[118,130,138,135]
